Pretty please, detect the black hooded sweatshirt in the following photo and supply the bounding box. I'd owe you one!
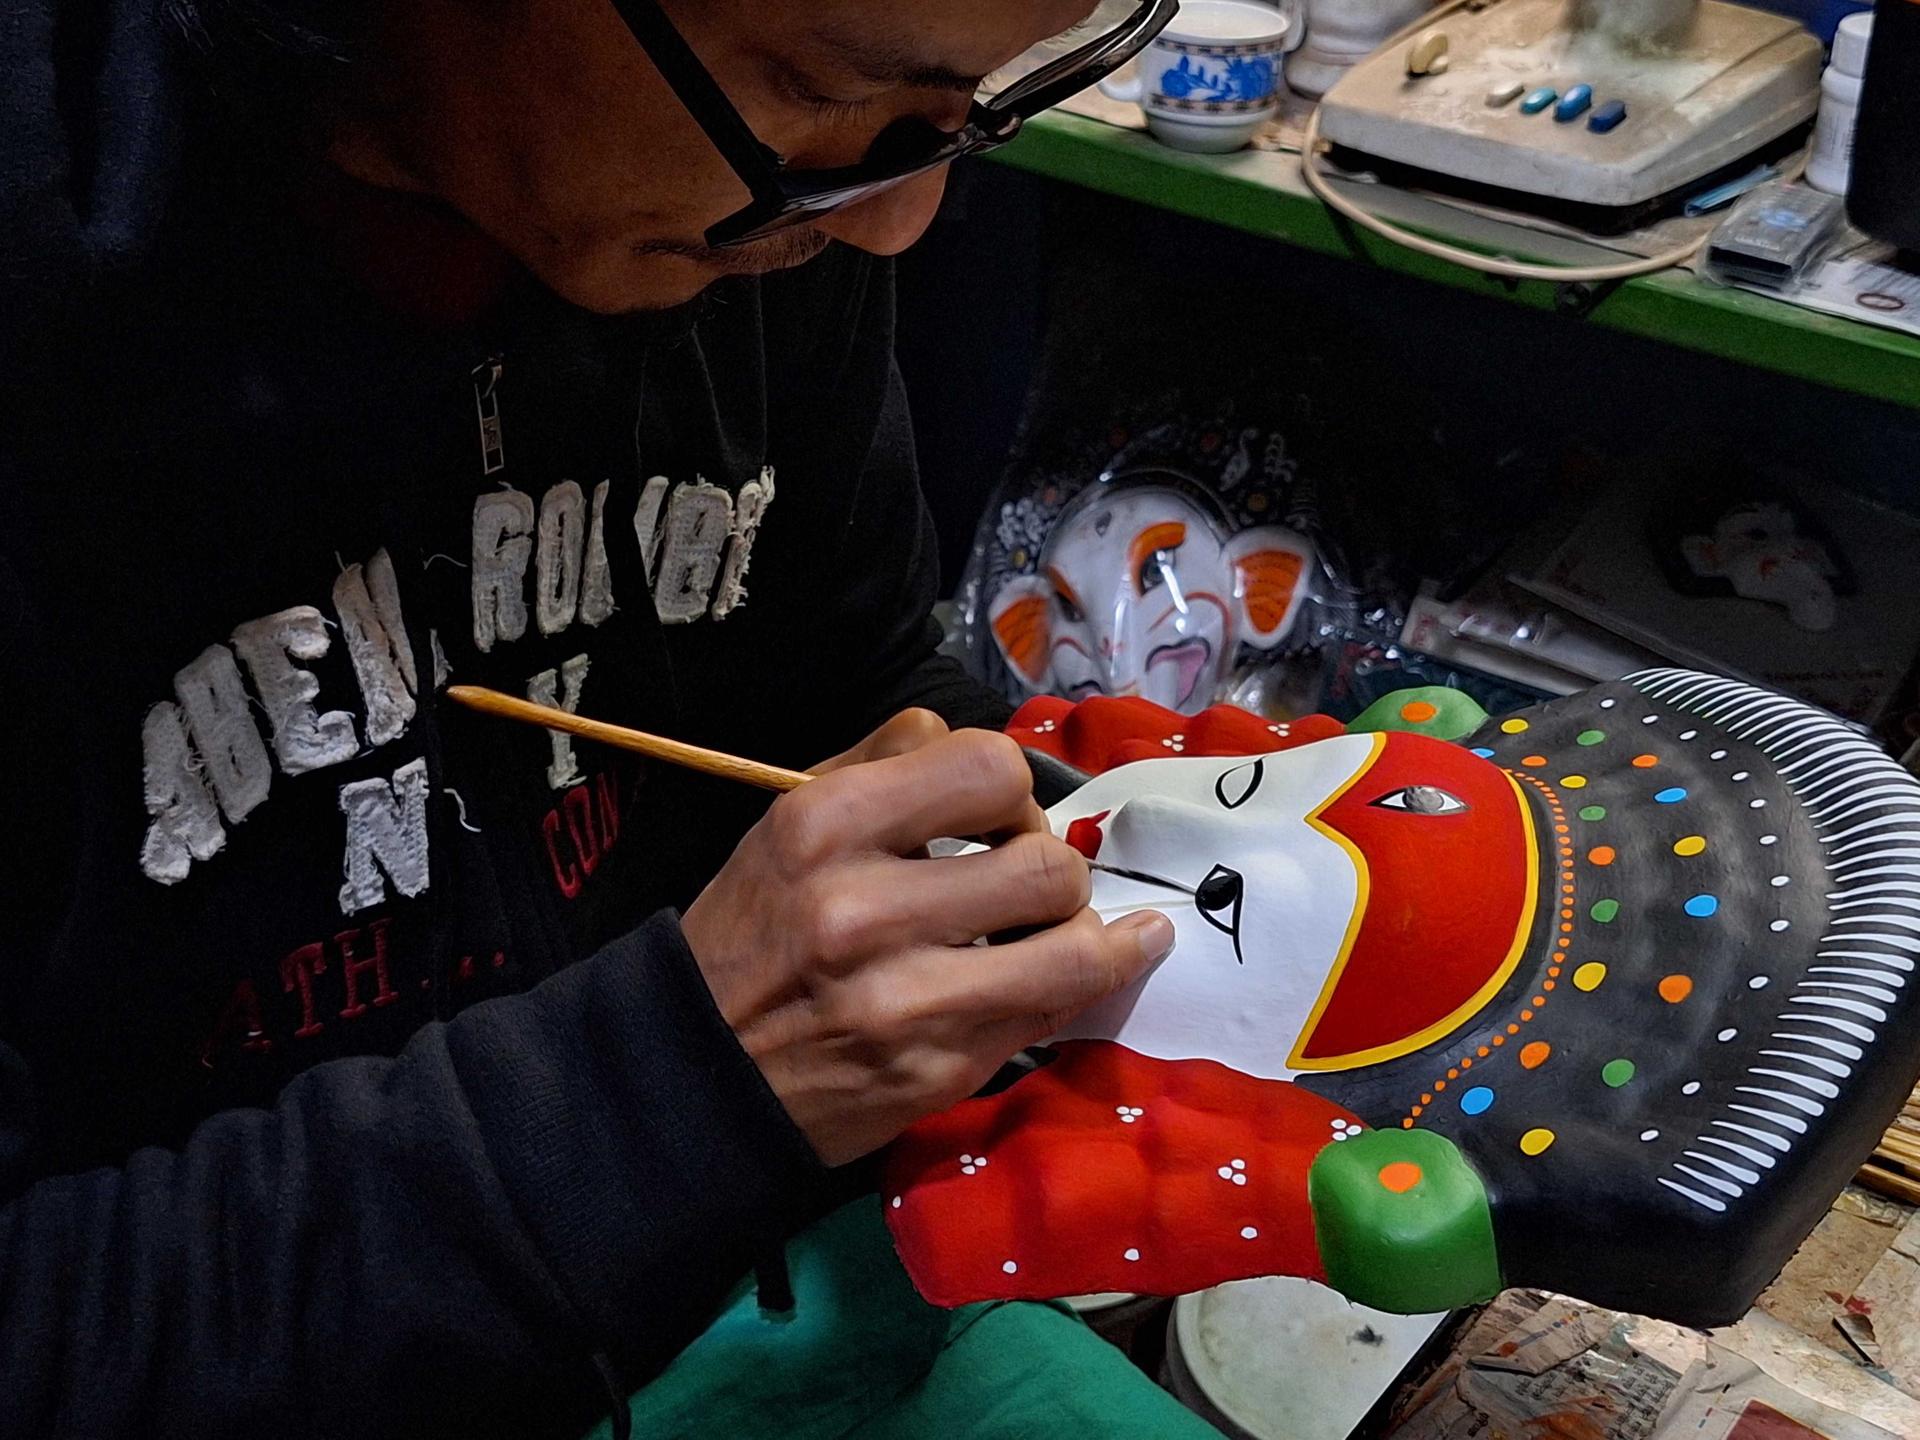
[0,5,1006,1435]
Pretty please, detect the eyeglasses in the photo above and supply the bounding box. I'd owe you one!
[610,0,1180,248]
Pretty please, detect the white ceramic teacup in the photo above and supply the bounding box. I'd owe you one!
[1097,0,1296,154]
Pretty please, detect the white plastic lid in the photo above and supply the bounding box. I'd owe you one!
[1833,11,1873,77]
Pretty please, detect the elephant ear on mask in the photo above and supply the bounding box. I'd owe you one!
[988,575,1056,687]
[1225,525,1315,650]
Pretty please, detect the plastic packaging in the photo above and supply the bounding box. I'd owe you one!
[950,407,1351,718]
[1702,182,1846,292]
[1806,11,1874,195]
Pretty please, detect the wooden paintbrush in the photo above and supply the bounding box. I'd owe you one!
[443,685,1193,895]
[445,685,813,792]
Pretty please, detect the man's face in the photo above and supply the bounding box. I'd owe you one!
[342,0,1096,312]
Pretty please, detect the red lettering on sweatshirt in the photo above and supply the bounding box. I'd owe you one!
[337,919,399,1019]
[280,941,330,1039]
[541,770,624,901]
[199,979,274,1068]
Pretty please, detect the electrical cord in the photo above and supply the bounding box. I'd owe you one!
[1294,1,1807,283]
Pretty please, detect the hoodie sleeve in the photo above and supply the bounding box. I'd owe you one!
[0,909,825,1440]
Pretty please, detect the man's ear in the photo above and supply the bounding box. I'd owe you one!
[1224,526,1314,650]
[988,576,1054,685]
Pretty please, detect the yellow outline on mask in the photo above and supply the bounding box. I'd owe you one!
[1286,737,1541,1073]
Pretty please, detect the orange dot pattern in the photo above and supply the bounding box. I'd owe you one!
[1658,974,1693,1004]
[1400,700,1439,724]
[1401,770,1575,1126]
[1378,1162,1424,1194]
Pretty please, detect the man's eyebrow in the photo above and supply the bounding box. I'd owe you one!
[808,24,988,93]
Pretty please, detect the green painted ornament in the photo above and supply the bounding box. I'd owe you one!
[1309,1129,1501,1314]
[1348,687,1490,743]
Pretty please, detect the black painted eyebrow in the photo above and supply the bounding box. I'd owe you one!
[1215,757,1267,810]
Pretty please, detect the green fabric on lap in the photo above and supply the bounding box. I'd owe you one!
[596,1196,1216,1440]
[844,1297,1221,1440]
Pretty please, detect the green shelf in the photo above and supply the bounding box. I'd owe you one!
[991,110,1920,412]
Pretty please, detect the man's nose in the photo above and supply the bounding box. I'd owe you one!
[816,168,950,256]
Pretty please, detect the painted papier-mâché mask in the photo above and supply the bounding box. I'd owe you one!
[988,482,1313,714]
[883,669,1920,1325]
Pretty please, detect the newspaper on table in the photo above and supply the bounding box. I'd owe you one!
[1658,1352,1901,1440]
[1387,1291,1906,1440]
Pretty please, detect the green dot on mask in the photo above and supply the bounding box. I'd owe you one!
[1577,729,1606,746]
[1578,805,1607,821]
[1602,1059,1636,1088]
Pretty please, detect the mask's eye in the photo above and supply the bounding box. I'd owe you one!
[1372,785,1468,816]
[1195,864,1246,964]
[1130,523,1186,597]
[1052,587,1084,624]
[1215,757,1266,810]
[1139,550,1173,595]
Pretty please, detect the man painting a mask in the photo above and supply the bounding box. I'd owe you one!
[0,1,1228,1436]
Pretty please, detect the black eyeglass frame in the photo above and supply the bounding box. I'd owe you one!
[610,0,1181,247]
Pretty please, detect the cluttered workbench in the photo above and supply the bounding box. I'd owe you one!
[989,107,1920,410]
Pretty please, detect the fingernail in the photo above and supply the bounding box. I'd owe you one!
[1116,910,1176,963]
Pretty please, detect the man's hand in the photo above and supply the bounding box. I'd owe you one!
[683,719,1174,1167]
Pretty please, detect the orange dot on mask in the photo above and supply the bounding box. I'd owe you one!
[1378,1162,1424,1194]
[1659,975,1694,1004]
[1632,754,1659,768]
[1588,846,1617,866]
[1523,755,1548,767]
[1400,700,1439,724]
[1521,1041,1551,1069]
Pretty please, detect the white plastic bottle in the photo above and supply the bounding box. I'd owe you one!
[1806,12,1875,196]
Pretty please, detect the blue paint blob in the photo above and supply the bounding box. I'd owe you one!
[1684,894,1719,918]
[1471,747,1496,758]
[1655,787,1688,803]
[1461,1086,1495,1115]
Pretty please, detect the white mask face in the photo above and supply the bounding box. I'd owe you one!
[1046,735,1381,1081]
[986,484,1315,716]
[1042,491,1237,713]
[1037,730,1540,1083]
